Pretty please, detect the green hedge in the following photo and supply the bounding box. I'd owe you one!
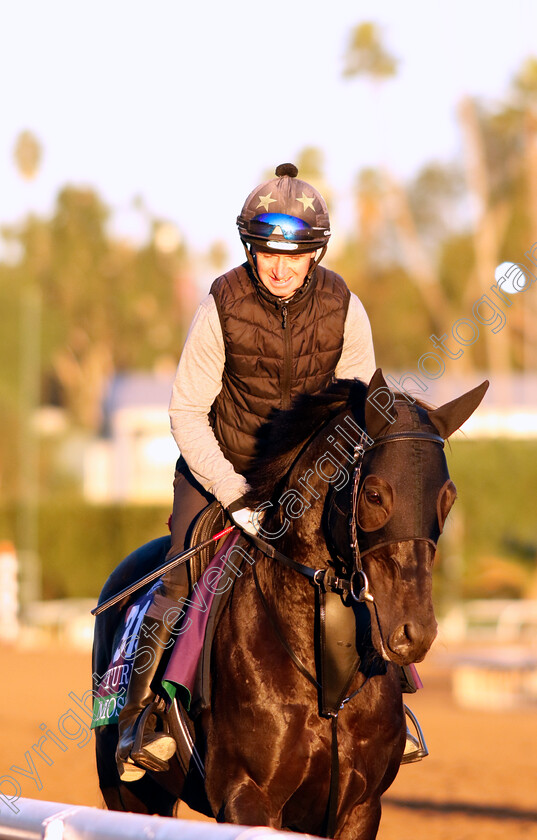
[0,503,170,599]
[448,438,537,564]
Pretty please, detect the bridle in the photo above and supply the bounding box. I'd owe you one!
[249,426,445,605]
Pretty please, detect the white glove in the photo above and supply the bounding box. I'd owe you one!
[230,507,263,537]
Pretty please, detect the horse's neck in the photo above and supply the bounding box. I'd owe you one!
[250,416,354,646]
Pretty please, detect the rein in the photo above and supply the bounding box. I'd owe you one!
[246,532,356,594]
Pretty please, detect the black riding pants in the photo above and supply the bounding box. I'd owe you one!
[147,457,214,619]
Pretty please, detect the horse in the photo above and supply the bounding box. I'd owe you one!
[92,369,488,840]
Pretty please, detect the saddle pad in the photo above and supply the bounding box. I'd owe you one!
[162,531,244,711]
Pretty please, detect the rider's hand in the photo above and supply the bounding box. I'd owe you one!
[229,506,262,537]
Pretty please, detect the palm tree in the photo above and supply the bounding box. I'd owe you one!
[342,22,398,81]
[514,57,537,370]
[14,130,42,180]
[13,130,43,608]
[343,24,452,339]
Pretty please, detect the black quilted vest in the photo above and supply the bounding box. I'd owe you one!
[209,262,350,474]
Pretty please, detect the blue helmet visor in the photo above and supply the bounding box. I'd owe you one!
[248,213,322,242]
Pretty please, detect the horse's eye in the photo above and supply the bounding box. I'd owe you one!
[357,475,394,531]
[366,489,382,505]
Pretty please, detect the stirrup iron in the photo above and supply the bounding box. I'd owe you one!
[130,701,176,773]
[401,703,428,764]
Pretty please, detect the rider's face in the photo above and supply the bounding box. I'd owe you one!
[254,249,316,298]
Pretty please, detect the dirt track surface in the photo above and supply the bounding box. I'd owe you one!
[1,639,536,839]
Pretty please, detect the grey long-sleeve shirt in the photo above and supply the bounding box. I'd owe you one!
[169,292,376,508]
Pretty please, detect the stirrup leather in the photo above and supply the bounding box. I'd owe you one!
[401,704,428,764]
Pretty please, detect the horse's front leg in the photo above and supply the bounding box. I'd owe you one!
[336,797,382,840]
[215,774,281,828]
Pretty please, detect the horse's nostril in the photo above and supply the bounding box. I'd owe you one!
[404,623,417,643]
[390,623,418,652]
[388,620,437,662]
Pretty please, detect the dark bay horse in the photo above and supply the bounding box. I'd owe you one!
[93,369,488,839]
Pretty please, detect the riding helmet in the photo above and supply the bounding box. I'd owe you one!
[237,163,331,255]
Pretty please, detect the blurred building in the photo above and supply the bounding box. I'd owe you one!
[0,541,19,642]
[388,372,537,438]
[83,373,177,503]
[82,372,537,503]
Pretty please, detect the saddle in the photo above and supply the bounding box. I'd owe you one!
[186,501,231,586]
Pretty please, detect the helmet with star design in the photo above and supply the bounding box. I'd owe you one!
[237,163,330,255]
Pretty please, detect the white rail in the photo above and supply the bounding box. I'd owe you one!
[0,798,314,840]
[440,599,537,643]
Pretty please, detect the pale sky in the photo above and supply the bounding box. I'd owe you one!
[2,0,536,272]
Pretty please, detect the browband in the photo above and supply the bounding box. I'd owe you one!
[365,431,444,451]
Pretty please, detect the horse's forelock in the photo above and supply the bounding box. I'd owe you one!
[244,378,368,507]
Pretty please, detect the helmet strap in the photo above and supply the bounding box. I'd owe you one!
[307,244,327,278]
[242,241,260,282]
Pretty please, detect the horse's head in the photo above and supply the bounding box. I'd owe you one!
[328,369,489,665]
[244,370,488,667]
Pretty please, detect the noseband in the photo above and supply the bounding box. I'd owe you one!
[248,427,445,604]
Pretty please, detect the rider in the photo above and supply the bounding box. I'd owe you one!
[116,163,378,781]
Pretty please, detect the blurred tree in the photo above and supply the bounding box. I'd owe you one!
[407,163,466,255]
[513,55,537,102]
[295,147,333,210]
[513,56,537,370]
[456,57,537,372]
[355,168,384,245]
[208,240,229,273]
[342,22,452,342]
[0,186,192,435]
[295,147,324,180]
[342,26,537,376]
[458,96,512,371]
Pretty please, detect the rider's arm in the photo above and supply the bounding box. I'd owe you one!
[335,293,376,382]
[169,295,248,508]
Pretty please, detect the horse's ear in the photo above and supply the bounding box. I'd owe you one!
[364,368,396,439]
[427,380,489,439]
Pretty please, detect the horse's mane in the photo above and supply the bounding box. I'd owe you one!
[244,378,368,507]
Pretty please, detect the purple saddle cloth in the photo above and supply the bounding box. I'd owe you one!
[162,531,245,711]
